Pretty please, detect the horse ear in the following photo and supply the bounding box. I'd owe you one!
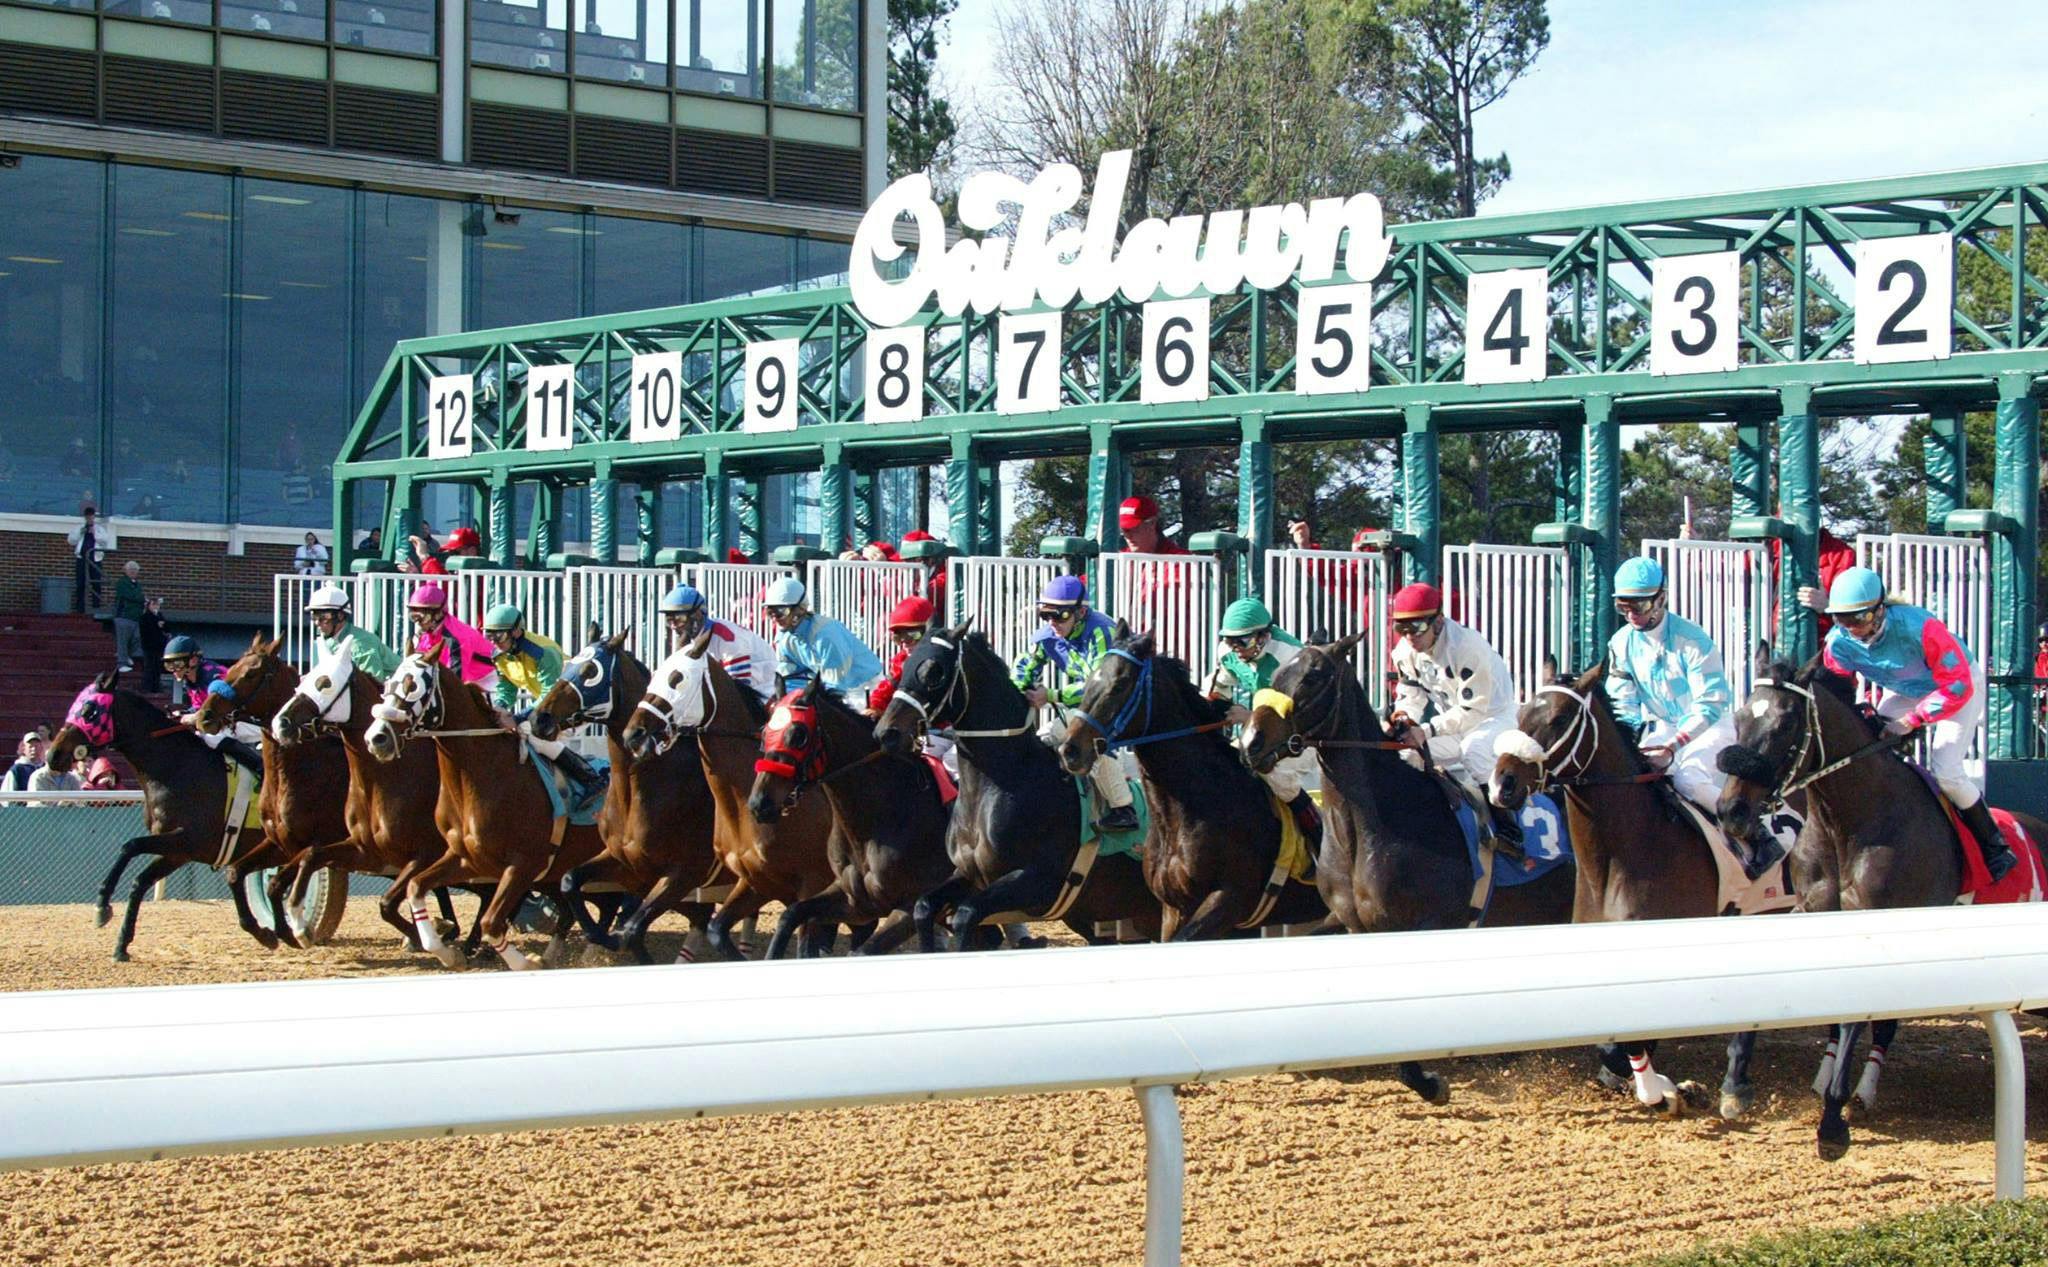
[1130,631,1155,659]
[1574,660,1606,692]
[687,630,713,659]
[93,668,117,692]
[250,629,267,651]
[800,676,823,704]
[605,629,629,653]
[263,635,282,657]
[587,620,601,646]
[1114,617,1131,642]
[1326,631,1367,661]
[1753,641,1776,679]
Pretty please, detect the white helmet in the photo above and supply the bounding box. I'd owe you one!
[763,576,807,608]
[305,584,351,613]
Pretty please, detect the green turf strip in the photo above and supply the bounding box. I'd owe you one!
[1632,1200,2048,1267]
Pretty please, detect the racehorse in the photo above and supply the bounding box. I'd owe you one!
[534,629,722,964]
[1488,663,1803,1121]
[191,634,354,947]
[1058,628,1326,939]
[872,623,1162,951]
[48,673,292,961]
[1239,635,1576,1104]
[269,639,472,953]
[365,648,605,970]
[619,633,843,959]
[748,677,954,958]
[1716,654,2048,1160]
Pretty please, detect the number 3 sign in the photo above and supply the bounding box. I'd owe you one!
[1651,252,1741,375]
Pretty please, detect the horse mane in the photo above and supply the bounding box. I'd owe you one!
[1792,651,1882,742]
[1152,653,1233,728]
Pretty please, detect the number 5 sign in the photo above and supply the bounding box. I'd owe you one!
[426,373,473,459]
[1463,268,1547,384]
[1651,252,1741,375]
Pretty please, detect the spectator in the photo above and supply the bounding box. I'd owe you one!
[726,547,752,565]
[112,560,146,672]
[1118,495,1189,555]
[840,540,900,563]
[82,756,121,792]
[67,505,115,613]
[294,531,331,577]
[5,732,43,792]
[1784,517,1859,636]
[409,524,482,575]
[357,526,384,558]
[138,597,168,693]
[2036,622,2048,682]
[28,757,81,800]
[901,529,947,617]
[1285,518,1320,550]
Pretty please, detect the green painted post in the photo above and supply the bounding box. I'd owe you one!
[1084,421,1127,599]
[945,434,978,553]
[1554,420,1583,523]
[528,483,558,569]
[703,451,729,561]
[590,466,617,564]
[1732,416,1770,518]
[1925,408,1967,531]
[1776,385,1821,664]
[975,462,1002,557]
[332,475,358,573]
[1582,394,1620,668]
[735,474,762,562]
[632,483,659,564]
[1401,403,1439,585]
[1989,376,2040,759]
[488,478,514,566]
[852,467,878,544]
[1238,413,1273,599]
[820,443,852,555]
[391,476,418,565]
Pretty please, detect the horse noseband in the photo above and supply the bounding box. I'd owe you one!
[1284,733,1306,758]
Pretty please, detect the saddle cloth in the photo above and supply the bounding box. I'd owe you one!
[923,753,958,806]
[1078,777,1148,860]
[1264,792,1314,885]
[1667,797,1799,916]
[1913,766,2048,904]
[214,758,265,869]
[531,745,608,828]
[1454,795,1573,889]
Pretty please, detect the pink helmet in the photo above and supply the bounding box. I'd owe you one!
[407,582,448,610]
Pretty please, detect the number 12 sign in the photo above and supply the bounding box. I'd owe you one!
[427,373,473,459]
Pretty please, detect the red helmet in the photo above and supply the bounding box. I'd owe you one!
[888,596,935,629]
[901,529,935,544]
[1390,583,1443,621]
[444,526,480,550]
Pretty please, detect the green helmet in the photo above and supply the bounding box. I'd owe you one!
[482,603,524,633]
[1220,597,1276,638]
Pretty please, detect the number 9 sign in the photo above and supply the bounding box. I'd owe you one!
[743,339,801,432]
[1651,252,1740,375]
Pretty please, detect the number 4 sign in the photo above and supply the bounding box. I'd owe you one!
[1855,233,1952,365]
[1463,268,1547,385]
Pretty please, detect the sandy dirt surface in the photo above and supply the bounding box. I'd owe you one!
[2,898,2044,1267]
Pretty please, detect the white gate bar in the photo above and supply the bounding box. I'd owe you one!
[271,574,356,669]
[1263,549,1390,711]
[1105,552,1221,683]
[1443,544,1569,700]
[1857,533,1991,766]
[807,559,928,654]
[564,565,677,663]
[695,563,794,647]
[1642,539,1771,702]
[949,556,1062,670]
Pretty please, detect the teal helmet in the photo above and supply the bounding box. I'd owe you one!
[660,584,706,614]
[163,634,201,661]
[1613,557,1666,598]
[482,603,524,633]
[1220,597,1277,638]
[1826,566,1886,615]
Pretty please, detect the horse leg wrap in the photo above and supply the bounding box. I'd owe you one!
[1812,1039,1839,1097]
[1854,1046,1885,1109]
[495,938,533,971]
[1630,1053,1676,1108]
[285,902,309,940]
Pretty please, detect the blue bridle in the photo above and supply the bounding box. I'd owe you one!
[1074,648,1220,752]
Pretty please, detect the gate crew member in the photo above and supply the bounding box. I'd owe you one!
[164,636,263,772]
[1604,558,1757,871]
[407,582,499,689]
[303,584,400,683]
[480,603,605,800]
[1819,566,2015,882]
[658,583,776,698]
[1118,495,1188,554]
[1012,575,1139,832]
[762,577,884,704]
[1385,583,1524,849]
[1206,597,1320,838]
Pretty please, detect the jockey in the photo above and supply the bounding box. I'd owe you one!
[1604,558,1755,868]
[657,583,775,698]
[164,636,262,771]
[1206,597,1320,838]
[303,584,399,682]
[1385,583,1524,849]
[868,595,957,777]
[480,603,604,798]
[1011,575,1138,832]
[1820,566,2015,882]
[406,582,498,689]
[763,576,884,703]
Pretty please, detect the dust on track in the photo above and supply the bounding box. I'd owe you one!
[2,899,2042,1267]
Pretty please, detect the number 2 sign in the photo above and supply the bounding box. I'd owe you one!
[1855,233,1952,365]
[427,373,473,459]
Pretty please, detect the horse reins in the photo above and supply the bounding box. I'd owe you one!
[895,636,1035,739]
[1519,682,1668,793]
[1749,676,1913,812]
[1075,650,1234,753]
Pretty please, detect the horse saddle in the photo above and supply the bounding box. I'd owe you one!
[529,745,608,828]
[1666,797,1799,917]
[1913,767,2045,905]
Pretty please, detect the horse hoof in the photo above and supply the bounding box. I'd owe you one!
[434,918,459,942]
[432,946,464,970]
[94,906,112,929]
[1595,1067,1630,1095]
[1844,1094,1873,1125]
[1720,1085,1755,1121]
[1660,1094,1685,1119]
[1817,1124,1851,1162]
[112,948,130,963]
[1425,1075,1450,1106]
[249,927,280,951]
[540,941,567,970]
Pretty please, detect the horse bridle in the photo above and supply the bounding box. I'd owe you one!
[890,635,1034,739]
[1741,676,1911,813]
[558,641,619,724]
[1512,682,1667,793]
[752,696,889,812]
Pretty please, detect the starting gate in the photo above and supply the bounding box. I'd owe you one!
[564,565,676,662]
[447,569,572,649]
[1857,532,1992,765]
[1263,548,1391,711]
[1641,539,1773,702]
[1442,544,1573,701]
[806,559,929,655]
[1103,552,1223,684]
[696,562,794,646]
[271,573,344,669]
[948,556,1061,670]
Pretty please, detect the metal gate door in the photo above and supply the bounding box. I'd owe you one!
[447,569,572,648]
[565,565,676,661]
[695,563,795,646]
[272,575,356,669]
[1640,539,1772,701]
[1856,532,1991,765]
[1263,548,1391,710]
[1442,544,1573,700]
[1102,552,1222,684]
[949,556,1061,670]
[806,559,929,655]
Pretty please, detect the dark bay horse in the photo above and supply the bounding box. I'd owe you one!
[1716,654,2048,1160]
[747,678,954,958]
[1057,629,1325,940]
[534,630,722,964]
[365,650,605,970]
[48,673,289,961]
[192,634,354,947]
[872,624,1161,951]
[1240,635,1576,1104]
[619,634,842,960]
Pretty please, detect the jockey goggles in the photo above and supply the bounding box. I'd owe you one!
[1835,604,1882,629]
[1391,617,1434,637]
[1222,630,1268,650]
[1038,604,1080,623]
[1613,594,1661,616]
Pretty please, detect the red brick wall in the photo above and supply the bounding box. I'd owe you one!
[0,531,293,619]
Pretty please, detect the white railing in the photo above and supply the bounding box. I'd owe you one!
[1442,544,1571,699]
[1264,548,1390,711]
[4,905,2042,1267]
[694,562,793,646]
[271,574,346,668]
[1856,532,1992,769]
[563,565,677,663]
[948,556,1061,670]
[807,559,928,654]
[447,569,572,649]
[1104,552,1222,682]
[1642,539,1773,701]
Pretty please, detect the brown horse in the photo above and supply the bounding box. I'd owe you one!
[191,634,354,947]
[48,673,291,961]
[534,630,724,964]
[1240,635,1576,1104]
[1057,629,1325,939]
[1716,654,2048,1160]
[364,649,604,970]
[619,634,843,960]
[748,678,954,958]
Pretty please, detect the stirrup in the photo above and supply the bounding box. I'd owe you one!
[1094,804,1139,833]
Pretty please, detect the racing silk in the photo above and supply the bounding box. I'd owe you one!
[416,616,498,687]
[1011,609,1118,709]
[671,618,776,699]
[316,623,399,684]
[1211,630,1304,711]
[1605,611,1731,744]
[492,631,565,713]
[774,613,884,701]
[1391,617,1519,739]
[869,643,914,714]
[1822,602,1976,726]
[175,659,227,708]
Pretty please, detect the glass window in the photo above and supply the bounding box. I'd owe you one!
[357,192,447,410]
[675,0,762,98]
[102,0,212,26]
[796,237,850,289]
[773,0,858,111]
[12,0,94,9]
[471,0,568,72]
[221,0,328,40]
[762,470,820,548]
[698,227,790,301]
[657,479,704,550]
[594,215,686,315]
[471,206,584,330]
[235,180,350,528]
[0,156,103,516]
[576,0,667,84]
[339,0,437,55]
[110,165,229,524]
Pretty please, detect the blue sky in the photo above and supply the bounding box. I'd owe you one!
[939,0,2047,218]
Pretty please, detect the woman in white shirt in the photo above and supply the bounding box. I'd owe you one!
[294,532,330,577]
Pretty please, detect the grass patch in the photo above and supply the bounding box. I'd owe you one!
[1633,1200,2048,1266]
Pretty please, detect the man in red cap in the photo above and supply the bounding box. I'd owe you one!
[1387,581,1526,851]
[410,524,482,575]
[1117,495,1188,555]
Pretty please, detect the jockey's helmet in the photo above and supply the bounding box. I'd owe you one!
[163,634,200,664]
[1389,583,1443,621]
[763,577,807,610]
[406,582,448,611]
[1613,557,1665,598]
[1039,575,1087,608]
[659,584,706,614]
[482,603,524,634]
[1219,598,1276,639]
[1825,567,1886,615]
[304,584,351,614]
[888,596,935,630]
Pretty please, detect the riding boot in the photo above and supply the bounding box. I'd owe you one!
[1959,798,2017,884]
[1486,802,1527,862]
[551,746,608,806]
[1736,828,1784,883]
[1287,789,1322,847]
[216,736,264,774]
[1095,803,1140,833]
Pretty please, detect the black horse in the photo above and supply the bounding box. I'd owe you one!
[873,622,1162,951]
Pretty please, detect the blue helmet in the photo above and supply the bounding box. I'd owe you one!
[1826,566,1886,615]
[1040,575,1088,607]
[660,584,706,614]
[1613,557,1666,598]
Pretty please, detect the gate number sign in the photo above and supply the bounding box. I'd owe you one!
[427,373,473,460]
[744,339,802,432]
[1463,268,1548,385]
[525,363,575,452]
[997,312,1062,415]
[1855,233,1952,365]
[1295,283,1373,395]
[1142,298,1211,404]
[1651,252,1741,376]
[629,350,684,443]
[865,326,926,424]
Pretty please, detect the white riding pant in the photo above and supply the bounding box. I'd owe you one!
[1876,672,1985,808]
[1401,712,1516,799]
[1036,708,1132,810]
[926,729,959,780]
[1641,713,1737,814]
[192,719,263,749]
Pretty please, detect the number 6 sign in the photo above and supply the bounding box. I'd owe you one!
[1142,298,1210,404]
[743,339,801,432]
[426,373,473,459]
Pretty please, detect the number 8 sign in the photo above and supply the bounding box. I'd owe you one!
[427,373,473,459]
[743,339,801,432]
[865,326,925,424]
[1651,252,1740,375]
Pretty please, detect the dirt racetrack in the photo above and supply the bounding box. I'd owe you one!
[2,898,2044,1267]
